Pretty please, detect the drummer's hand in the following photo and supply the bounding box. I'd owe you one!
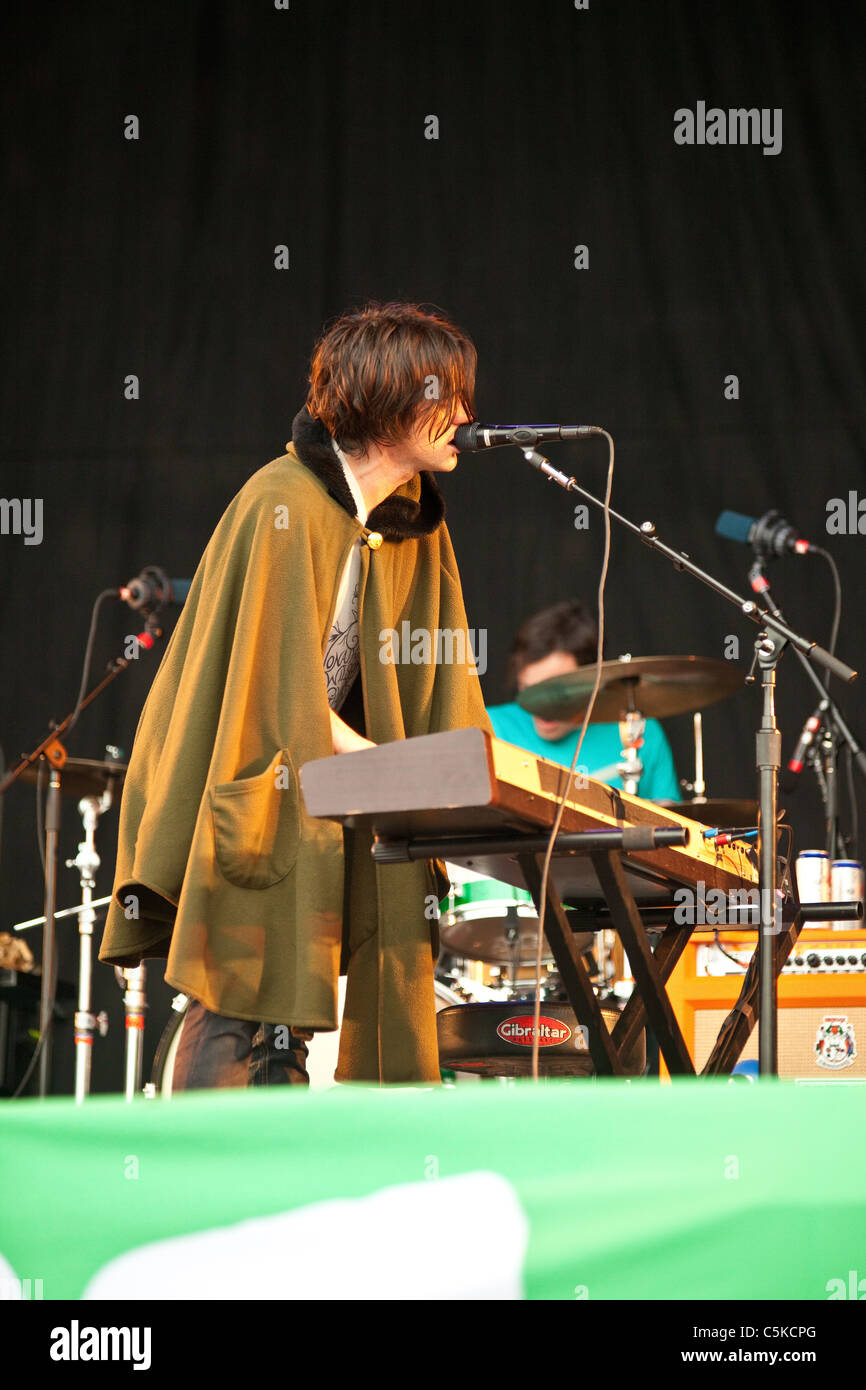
[330,709,376,755]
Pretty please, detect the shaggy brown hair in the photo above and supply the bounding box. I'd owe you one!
[509,600,601,691]
[305,300,477,454]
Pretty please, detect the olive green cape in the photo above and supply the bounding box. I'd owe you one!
[99,417,491,1082]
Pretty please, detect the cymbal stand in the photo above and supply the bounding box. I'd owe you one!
[66,787,115,1102]
[692,712,706,800]
[677,713,709,805]
[118,964,147,1100]
[38,765,62,1098]
[617,709,646,794]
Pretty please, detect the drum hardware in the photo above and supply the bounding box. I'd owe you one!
[0,613,162,1097]
[118,965,147,1101]
[518,654,742,802]
[15,755,129,801]
[63,761,123,1104]
[13,894,114,930]
[472,959,563,1003]
[616,706,645,797]
[11,748,126,1102]
[436,1001,646,1079]
[434,956,514,1003]
[692,711,706,799]
[595,926,617,991]
[438,874,550,966]
[663,712,769,831]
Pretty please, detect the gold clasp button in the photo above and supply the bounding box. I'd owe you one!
[366,531,383,550]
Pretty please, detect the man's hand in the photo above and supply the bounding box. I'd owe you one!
[330,709,376,755]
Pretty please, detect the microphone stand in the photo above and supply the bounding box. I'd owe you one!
[749,558,866,860]
[519,439,857,1077]
[0,616,164,1097]
[818,725,841,860]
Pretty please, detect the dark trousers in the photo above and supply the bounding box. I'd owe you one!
[171,998,311,1090]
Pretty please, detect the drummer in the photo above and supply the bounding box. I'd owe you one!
[486,599,680,801]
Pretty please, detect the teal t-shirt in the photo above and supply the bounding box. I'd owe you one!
[486,702,680,802]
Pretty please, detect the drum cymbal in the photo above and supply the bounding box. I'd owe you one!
[517,655,744,724]
[17,756,127,800]
[657,798,760,827]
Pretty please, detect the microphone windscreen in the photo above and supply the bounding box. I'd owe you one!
[453,422,480,451]
[715,509,755,544]
[169,578,192,604]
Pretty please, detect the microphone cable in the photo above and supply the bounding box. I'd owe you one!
[530,430,615,1082]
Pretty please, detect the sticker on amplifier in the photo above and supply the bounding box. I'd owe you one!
[496,1015,575,1047]
[815,1015,857,1070]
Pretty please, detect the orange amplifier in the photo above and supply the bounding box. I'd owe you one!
[662,928,866,1081]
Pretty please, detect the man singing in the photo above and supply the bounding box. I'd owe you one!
[100,301,491,1088]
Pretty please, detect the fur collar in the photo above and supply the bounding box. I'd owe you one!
[290,407,445,540]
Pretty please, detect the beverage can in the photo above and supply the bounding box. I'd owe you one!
[795,850,831,907]
[831,859,865,931]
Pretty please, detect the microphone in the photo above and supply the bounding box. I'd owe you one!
[715,509,815,557]
[453,422,595,451]
[119,566,191,614]
[787,701,827,776]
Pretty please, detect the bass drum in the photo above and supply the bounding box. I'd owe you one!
[150,979,474,1095]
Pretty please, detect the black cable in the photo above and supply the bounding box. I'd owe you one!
[845,744,859,857]
[10,930,58,1099]
[711,930,747,969]
[35,759,46,875]
[32,588,116,872]
[811,548,842,684]
[17,587,117,1099]
[711,822,794,972]
[778,823,794,898]
[530,431,615,1080]
[67,589,118,734]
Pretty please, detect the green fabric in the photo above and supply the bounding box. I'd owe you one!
[487,702,680,801]
[99,447,492,1082]
[1,1081,862,1300]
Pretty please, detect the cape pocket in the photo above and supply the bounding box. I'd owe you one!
[210,749,299,890]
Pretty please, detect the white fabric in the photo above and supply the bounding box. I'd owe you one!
[81,1172,529,1301]
[323,440,369,711]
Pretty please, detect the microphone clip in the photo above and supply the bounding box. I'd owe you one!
[121,565,173,616]
[521,447,575,491]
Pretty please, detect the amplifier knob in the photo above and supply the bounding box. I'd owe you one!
[848,954,858,966]
[823,955,835,966]
[807,953,820,968]
[793,956,804,966]
[836,955,847,966]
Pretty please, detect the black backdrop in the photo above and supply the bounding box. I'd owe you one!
[2,0,865,1094]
